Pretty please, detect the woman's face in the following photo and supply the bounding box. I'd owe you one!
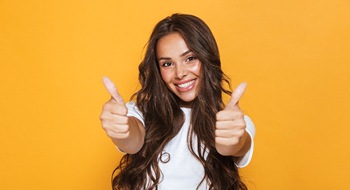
[156,32,202,107]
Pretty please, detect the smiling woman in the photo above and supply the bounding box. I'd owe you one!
[100,13,255,190]
[156,32,202,106]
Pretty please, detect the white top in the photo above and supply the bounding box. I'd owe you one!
[126,102,256,189]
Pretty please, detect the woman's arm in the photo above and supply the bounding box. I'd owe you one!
[215,106,251,157]
[215,82,254,157]
[100,77,145,154]
[110,115,145,154]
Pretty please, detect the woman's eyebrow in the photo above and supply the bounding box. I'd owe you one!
[158,50,192,61]
[180,50,191,57]
[158,57,171,61]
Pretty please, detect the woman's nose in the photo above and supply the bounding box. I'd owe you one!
[175,63,188,79]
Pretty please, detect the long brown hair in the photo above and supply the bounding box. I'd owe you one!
[112,13,247,190]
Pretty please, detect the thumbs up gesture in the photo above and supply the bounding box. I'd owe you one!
[100,76,145,154]
[215,82,250,156]
[100,76,130,139]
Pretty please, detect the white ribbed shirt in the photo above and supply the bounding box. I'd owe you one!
[125,102,255,190]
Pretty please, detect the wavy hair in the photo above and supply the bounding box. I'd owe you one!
[112,13,247,190]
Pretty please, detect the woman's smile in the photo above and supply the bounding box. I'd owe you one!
[175,79,196,91]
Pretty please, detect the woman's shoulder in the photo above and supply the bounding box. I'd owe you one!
[126,101,145,124]
[126,101,137,107]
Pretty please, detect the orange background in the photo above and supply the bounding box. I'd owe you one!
[1,0,349,189]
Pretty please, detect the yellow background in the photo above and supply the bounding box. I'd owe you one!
[1,0,349,189]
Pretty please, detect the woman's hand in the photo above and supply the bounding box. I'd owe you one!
[215,83,251,156]
[100,76,145,154]
[100,76,130,139]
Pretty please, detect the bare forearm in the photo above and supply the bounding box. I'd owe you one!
[216,131,251,157]
[111,117,145,154]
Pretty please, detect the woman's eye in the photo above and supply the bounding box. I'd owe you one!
[162,62,172,67]
[186,56,197,62]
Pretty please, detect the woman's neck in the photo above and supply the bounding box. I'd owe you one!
[179,100,193,108]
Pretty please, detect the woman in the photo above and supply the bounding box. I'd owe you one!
[100,13,255,190]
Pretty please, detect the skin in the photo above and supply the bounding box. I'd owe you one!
[215,82,251,156]
[156,32,201,107]
[100,32,251,157]
[100,76,145,154]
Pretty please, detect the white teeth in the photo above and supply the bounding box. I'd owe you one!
[177,80,194,88]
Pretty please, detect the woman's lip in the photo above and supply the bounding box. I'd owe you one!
[175,79,195,85]
[175,79,196,92]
